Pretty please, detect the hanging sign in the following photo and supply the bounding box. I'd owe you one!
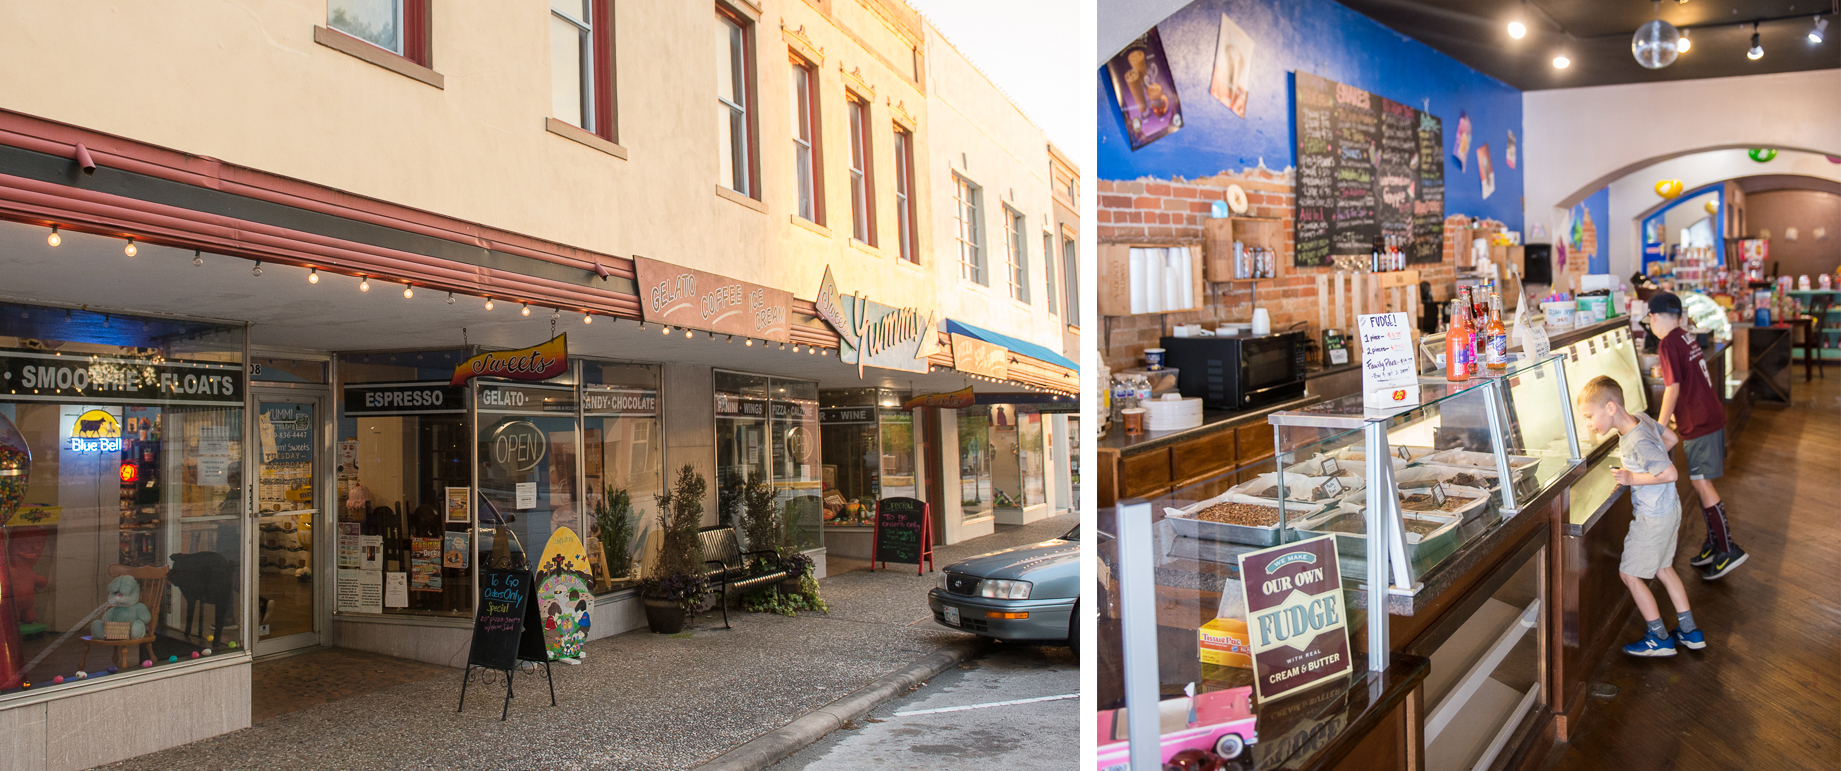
[633,256,793,342]
[1236,534,1353,702]
[1,349,242,405]
[815,266,938,376]
[344,382,467,416]
[450,334,569,386]
[1357,312,1420,410]
[950,333,1009,380]
[903,386,975,410]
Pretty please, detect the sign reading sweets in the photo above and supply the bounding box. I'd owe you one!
[450,334,568,386]
[815,266,937,376]
[633,256,793,342]
[903,386,975,410]
[1357,312,1420,410]
[1236,534,1353,702]
[950,333,1009,380]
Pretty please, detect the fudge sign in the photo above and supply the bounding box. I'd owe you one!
[633,256,793,342]
[1235,535,1353,702]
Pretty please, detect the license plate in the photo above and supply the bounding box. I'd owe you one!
[943,606,961,627]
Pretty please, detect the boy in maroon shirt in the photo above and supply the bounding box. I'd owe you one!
[1646,292,1746,580]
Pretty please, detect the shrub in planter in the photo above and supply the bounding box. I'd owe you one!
[739,470,779,554]
[641,465,709,632]
[593,487,638,587]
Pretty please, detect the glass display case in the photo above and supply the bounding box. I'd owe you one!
[1552,325,1646,456]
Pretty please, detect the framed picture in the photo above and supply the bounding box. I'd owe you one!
[1107,28,1184,150]
[444,486,470,523]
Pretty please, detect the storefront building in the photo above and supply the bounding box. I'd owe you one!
[0,2,1075,767]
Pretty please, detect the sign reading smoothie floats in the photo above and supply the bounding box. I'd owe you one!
[633,256,793,342]
[815,266,937,376]
[1236,535,1352,702]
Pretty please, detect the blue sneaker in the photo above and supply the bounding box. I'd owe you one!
[1671,628,1706,650]
[1623,632,1678,657]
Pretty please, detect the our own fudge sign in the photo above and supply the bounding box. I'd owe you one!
[1236,534,1353,702]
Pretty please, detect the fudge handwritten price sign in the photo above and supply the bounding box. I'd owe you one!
[1236,535,1352,702]
[1358,312,1420,410]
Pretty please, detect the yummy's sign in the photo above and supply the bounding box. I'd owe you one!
[815,266,937,376]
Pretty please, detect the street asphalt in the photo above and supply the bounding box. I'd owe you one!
[761,641,1080,771]
[97,512,1078,771]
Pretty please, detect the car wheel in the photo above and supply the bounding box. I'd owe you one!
[1067,599,1080,656]
[1214,733,1244,760]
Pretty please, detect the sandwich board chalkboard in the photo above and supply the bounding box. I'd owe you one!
[458,567,555,720]
[871,497,934,575]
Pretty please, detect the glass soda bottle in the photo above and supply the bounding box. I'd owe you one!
[1446,300,1471,381]
[1485,292,1509,371]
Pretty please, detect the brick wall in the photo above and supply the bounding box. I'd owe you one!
[1100,169,1497,373]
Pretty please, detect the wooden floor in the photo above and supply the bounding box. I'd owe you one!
[1539,374,1841,770]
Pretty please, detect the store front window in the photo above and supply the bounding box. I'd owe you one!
[817,388,913,526]
[475,380,579,579]
[580,362,662,592]
[0,302,245,697]
[958,409,993,521]
[336,351,473,618]
[1017,406,1046,507]
[716,371,820,550]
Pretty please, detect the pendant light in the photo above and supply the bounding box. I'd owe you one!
[46,225,60,247]
[308,268,319,284]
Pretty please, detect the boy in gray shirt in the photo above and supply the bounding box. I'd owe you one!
[1577,376,1704,656]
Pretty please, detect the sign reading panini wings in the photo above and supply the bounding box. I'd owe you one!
[814,266,937,376]
[633,256,793,342]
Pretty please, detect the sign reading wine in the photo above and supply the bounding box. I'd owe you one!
[1293,72,1444,268]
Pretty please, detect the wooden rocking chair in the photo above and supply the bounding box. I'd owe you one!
[80,565,170,671]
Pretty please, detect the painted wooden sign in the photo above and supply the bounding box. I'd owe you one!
[633,256,792,342]
[535,527,593,662]
[815,266,937,376]
[1235,535,1353,702]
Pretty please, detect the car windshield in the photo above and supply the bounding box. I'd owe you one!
[1062,524,1079,541]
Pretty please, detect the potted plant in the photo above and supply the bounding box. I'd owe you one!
[592,487,637,589]
[640,465,708,634]
[739,470,779,557]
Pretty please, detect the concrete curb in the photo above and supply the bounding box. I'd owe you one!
[689,637,989,771]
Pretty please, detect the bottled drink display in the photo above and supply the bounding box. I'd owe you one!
[1485,292,1508,371]
[1446,299,1472,381]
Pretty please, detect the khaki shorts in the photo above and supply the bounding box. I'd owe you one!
[1621,509,1681,579]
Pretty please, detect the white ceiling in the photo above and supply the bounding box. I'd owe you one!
[0,220,1051,395]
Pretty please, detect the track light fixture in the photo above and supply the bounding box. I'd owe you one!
[46,225,59,247]
[1678,28,1691,52]
[1749,23,1764,59]
[1811,17,1828,44]
[308,268,319,284]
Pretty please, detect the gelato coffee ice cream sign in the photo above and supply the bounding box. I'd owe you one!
[634,256,792,342]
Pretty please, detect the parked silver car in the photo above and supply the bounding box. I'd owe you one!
[927,525,1079,650]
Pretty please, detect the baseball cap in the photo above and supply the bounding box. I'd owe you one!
[1645,291,1683,317]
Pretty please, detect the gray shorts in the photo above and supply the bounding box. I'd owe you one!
[1621,508,1681,579]
[1684,430,1725,480]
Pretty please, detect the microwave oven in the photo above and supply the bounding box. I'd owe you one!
[1158,332,1308,411]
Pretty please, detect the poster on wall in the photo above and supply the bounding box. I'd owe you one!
[1293,72,1445,267]
[1106,28,1183,150]
[1478,144,1496,200]
[1506,130,1518,170]
[1208,14,1254,118]
[445,486,471,523]
[1453,111,1472,171]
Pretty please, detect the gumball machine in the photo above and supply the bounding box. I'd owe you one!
[0,413,30,689]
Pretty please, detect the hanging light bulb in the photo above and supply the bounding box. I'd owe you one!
[360,276,371,292]
[46,225,60,247]
[746,339,754,347]
[1749,23,1764,59]
[583,312,592,324]
[192,250,203,267]
[521,303,531,316]
[793,344,802,353]
[447,292,455,305]
[308,268,320,284]
[252,261,263,277]
[403,284,414,299]
[1677,28,1691,52]
[685,329,693,338]
[123,237,137,257]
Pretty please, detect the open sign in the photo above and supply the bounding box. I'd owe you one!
[489,420,546,473]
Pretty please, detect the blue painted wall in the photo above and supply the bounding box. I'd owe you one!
[1098,0,1524,231]
[1581,187,1610,275]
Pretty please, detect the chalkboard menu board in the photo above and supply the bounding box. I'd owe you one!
[467,568,546,671]
[1293,72,1444,267]
[872,497,934,574]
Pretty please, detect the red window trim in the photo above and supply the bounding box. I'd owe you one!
[790,54,824,225]
[847,95,875,247]
[403,0,431,67]
[718,4,760,200]
[894,126,918,264]
[591,1,616,143]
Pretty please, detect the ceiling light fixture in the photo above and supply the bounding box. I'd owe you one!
[403,284,414,299]
[447,292,455,305]
[1750,23,1764,59]
[551,309,561,321]
[685,329,693,338]
[746,339,754,346]
[1678,28,1692,52]
[485,297,495,310]
[1632,2,1682,69]
[46,225,59,247]
[308,268,319,284]
[1552,55,1571,68]
[252,261,263,277]
[1811,17,1829,44]
[360,276,371,292]
[522,303,531,316]
[1508,20,1526,39]
[192,250,203,267]
[123,237,137,257]
[583,312,592,324]
[661,325,671,335]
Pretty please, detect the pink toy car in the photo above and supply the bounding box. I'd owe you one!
[1095,685,1257,770]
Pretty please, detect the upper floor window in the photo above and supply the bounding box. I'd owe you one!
[1004,207,1029,303]
[551,1,614,140]
[718,9,754,197]
[954,174,985,286]
[894,128,917,264]
[1067,178,1079,209]
[790,58,820,222]
[1042,232,1058,315]
[329,0,430,66]
[847,96,875,245]
[1063,234,1079,326]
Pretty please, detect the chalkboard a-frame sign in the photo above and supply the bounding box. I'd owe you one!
[458,568,556,720]
[870,497,934,575]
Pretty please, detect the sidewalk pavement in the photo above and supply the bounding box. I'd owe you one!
[100,513,1077,771]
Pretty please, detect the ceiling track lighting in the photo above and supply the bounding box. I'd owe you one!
[308,267,319,284]
[252,261,263,277]
[46,225,60,247]
[1677,27,1692,52]
[1811,16,1828,44]
[1749,23,1764,59]
[123,237,137,257]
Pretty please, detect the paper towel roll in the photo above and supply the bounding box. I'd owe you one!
[1164,248,1183,312]
[1145,248,1165,313]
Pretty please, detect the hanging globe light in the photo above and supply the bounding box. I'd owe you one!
[1632,18,1681,69]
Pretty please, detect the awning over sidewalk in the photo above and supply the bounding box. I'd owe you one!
[944,319,1078,372]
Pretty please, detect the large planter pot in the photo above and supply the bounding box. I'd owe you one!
[779,575,804,593]
[642,597,687,634]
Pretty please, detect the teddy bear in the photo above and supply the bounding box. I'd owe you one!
[92,575,151,639]
[8,526,49,624]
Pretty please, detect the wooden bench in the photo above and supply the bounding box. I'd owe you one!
[697,526,791,629]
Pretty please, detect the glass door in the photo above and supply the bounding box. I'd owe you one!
[252,393,325,654]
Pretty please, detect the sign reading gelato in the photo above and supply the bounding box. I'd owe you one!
[634,257,792,342]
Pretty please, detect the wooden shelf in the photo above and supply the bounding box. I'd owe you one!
[1203,216,1283,282]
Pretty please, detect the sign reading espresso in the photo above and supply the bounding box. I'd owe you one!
[344,382,468,416]
[634,256,793,342]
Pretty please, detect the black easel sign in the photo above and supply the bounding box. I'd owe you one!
[459,568,555,719]
[871,497,934,575]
